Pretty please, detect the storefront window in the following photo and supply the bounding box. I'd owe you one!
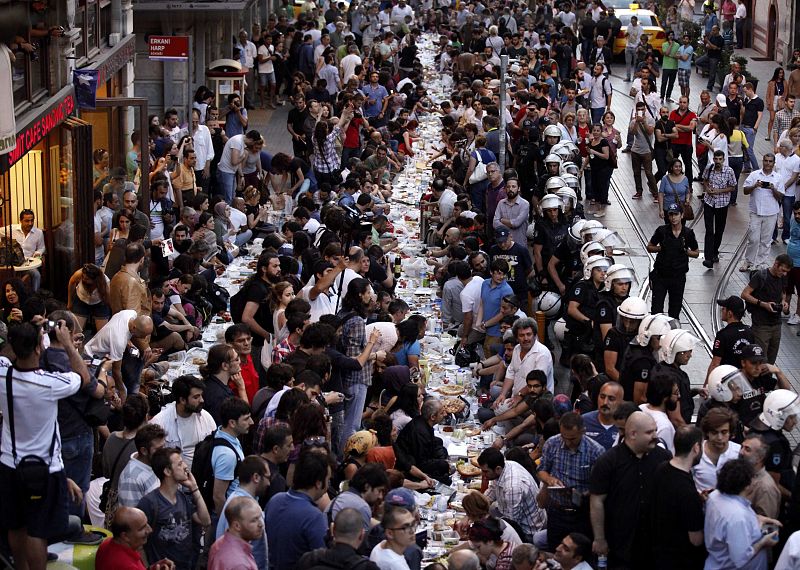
[100,0,111,45]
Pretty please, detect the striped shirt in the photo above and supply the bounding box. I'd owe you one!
[117,454,159,507]
[538,434,605,497]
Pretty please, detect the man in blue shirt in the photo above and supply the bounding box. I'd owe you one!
[211,398,252,517]
[582,382,623,451]
[362,70,389,126]
[480,258,513,357]
[265,451,330,569]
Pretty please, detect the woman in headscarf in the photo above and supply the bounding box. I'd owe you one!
[213,201,251,247]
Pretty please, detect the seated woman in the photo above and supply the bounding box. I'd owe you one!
[213,201,251,250]
[391,315,426,368]
[454,491,522,545]
[163,273,202,328]
[338,429,378,485]
[0,278,27,326]
[67,263,111,331]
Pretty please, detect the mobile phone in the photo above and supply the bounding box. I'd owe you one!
[760,180,770,188]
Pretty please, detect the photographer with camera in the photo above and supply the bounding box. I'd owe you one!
[740,154,785,273]
[44,311,112,518]
[0,320,92,570]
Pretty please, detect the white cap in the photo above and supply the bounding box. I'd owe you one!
[715,93,727,108]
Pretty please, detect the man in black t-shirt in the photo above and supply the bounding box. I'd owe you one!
[707,296,755,380]
[287,95,310,158]
[741,254,791,364]
[647,426,706,569]
[741,81,765,171]
[489,227,532,299]
[647,204,699,319]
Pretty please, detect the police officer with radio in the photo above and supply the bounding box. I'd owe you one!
[647,203,699,319]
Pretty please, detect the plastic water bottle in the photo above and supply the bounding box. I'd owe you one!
[597,555,607,569]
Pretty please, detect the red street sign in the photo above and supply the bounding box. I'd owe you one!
[149,35,190,61]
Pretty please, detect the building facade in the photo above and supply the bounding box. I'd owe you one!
[749,0,798,63]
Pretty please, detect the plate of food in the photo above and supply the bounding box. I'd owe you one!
[456,461,482,479]
[437,385,465,396]
[463,426,481,438]
[441,398,466,415]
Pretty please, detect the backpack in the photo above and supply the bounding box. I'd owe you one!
[498,15,509,36]
[191,432,242,510]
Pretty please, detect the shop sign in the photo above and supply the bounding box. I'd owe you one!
[91,34,137,88]
[149,36,189,61]
[4,92,75,169]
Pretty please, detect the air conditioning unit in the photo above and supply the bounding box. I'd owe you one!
[109,33,120,46]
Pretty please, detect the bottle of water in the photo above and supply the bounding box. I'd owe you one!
[597,555,607,569]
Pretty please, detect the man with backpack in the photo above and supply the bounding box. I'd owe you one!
[192,397,252,519]
[298,508,380,570]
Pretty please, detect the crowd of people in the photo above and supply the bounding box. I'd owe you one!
[4,1,800,570]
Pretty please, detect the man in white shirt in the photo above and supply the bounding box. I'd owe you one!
[190,109,214,193]
[4,208,45,290]
[151,375,216,469]
[496,317,555,401]
[340,44,362,84]
[370,507,415,569]
[236,29,258,107]
[775,139,800,242]
[300,260,344,323]
[638,375,679,454]
[741,154,785,271]
[390,0,413,25]
[84,309,153,399]
[257,35,277,109]
[459,273,484,347]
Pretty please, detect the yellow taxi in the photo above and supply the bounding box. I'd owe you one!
[611,9,667,56]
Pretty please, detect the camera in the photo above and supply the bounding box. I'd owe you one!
[760,180,770,188]
[41,320,57,333]
[86,357,105,379]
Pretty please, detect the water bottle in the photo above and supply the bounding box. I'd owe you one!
[597,555,607,569]
[421,268,430,288]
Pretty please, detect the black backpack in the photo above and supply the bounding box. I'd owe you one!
[191,432,242,511]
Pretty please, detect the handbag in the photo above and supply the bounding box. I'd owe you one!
[6,367,56,498]
[668,178,694,220]
[0,238,25,267]
[468,149,488,184]
[99,437,134,513]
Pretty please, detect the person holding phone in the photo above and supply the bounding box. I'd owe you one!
[741,154,785,272]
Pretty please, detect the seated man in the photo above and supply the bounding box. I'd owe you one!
[149,288,200,354]
[394,399,451,486]
[3,209,45,290]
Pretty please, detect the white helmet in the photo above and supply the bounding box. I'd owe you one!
[593,228,625,249]
[569,219,588,242]
[634,313,679,347]
[561,173,580,190]
[554,317,568,342]
[617,297,648,334]
[759,389,800,430]
[707,365,753,403]
[540,193,563,212]
[545,176,567,193]
[544,153,563,167]
[535,291,562,318]
[583,255,612,281]
[556,187,578,209]
[658,329,700,365]
[561,141,579,156]
[605,264,638,291]
[552,145,572,161]
[579,220,605,242]
[543,125,562,139]
[579,241,605,265]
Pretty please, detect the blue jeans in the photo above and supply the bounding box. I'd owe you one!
[777,195,795,240]
[342,382,368,446]
[591,107,605,125]
[234,229,253,247]
[121,350,145,397]
[741,126,759,170]
[728,156,744,203]
[216,170,237,204]
[61,431,94,517]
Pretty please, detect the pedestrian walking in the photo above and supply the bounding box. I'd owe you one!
[647,203,700,319]
[701,150,737,267]
[629,101,659,200]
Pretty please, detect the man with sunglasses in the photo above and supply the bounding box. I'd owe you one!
[370,507,417,569]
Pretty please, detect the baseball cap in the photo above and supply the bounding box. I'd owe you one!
[495,226,511,242]
[384,488,417,510]
[716,295,746,315]
[488,79,501,90]
[666,203,682,214]
[740,343,767,362]
[715,94,727,108]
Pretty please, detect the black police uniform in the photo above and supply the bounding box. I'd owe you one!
[736,372,778,426]
[749,419,795,492]
[533,216,569,278]
[712,321,756,367]
[618,344,657,402]
[550,238,584,290]
[648,222,699,319]
[562,278,603,362]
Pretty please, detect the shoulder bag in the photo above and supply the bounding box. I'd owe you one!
[668,177,694,220]
[468,149,488,184]
[6,367,57,498]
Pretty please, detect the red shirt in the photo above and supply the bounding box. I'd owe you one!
[229,355,260,404]
[668,109,698,146]
[343,117,364,149]
[95,538,146,570]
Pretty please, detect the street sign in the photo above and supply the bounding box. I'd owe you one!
[149,36,190,61]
